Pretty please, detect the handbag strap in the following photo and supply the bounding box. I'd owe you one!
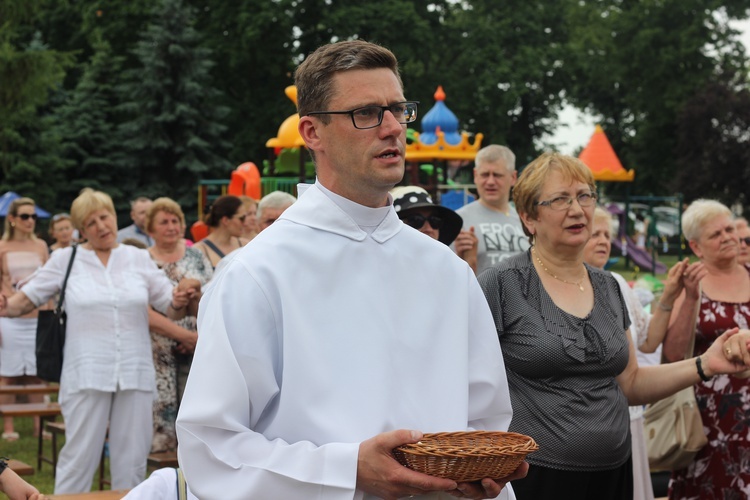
[683,282,702,359]
[56,245,78,314]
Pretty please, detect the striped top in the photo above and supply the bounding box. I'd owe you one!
[478,250,632,471]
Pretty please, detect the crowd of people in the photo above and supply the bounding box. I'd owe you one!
[0,39,750,500]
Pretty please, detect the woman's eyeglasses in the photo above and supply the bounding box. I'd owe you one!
[16,213,38,221]
[740,236,750,246]
[403,214,443,230]
[52,213,70,222]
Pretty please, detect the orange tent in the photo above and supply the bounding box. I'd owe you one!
[578,125,635,182]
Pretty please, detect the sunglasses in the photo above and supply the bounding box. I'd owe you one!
[52,213,70,222]
[236,214,246,223]
[741,237,750,246]
[403,214,443,230]
[16,213,38,221]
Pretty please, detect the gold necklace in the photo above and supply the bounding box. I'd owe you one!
[532,247,586,292]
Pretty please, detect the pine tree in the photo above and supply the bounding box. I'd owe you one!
[117,0,232,215]
[51,33,128,212]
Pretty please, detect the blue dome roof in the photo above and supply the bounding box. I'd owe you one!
[419,86,461,146]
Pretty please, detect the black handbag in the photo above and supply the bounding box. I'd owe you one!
[35,245,77,383]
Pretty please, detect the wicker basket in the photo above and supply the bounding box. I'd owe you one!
[392,431,538,482]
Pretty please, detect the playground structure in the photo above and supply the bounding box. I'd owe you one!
[578,125,683,274]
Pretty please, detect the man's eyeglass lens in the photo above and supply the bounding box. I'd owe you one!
[741,237,750,245]
[308,102,418,129]
[18,213,38,221]
[538,193,597,211]
[404,214,443,230]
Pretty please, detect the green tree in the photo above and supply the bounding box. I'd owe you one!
[51,34,126,210]
[117,0,232,214]
[190,0,297,166]
[565,1,750,195]
[672,75,750,210]
[0,9,74,209]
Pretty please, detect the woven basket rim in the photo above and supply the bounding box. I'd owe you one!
[394,430,538,458]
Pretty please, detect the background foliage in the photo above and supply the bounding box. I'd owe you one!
[3,0,750,223]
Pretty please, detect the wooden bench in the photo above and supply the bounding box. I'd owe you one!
[48,490,130,499]
[147,451,179,470]
[0,402,61,470]
[8,459,34,476]
[0,384,59,396]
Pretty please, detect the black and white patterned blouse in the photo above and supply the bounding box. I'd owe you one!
[478,250,632,471]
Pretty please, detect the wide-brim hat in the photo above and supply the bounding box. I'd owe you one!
[391,186,463,245]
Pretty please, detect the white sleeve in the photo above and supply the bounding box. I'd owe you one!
[176,259,359,500]
[18,247,68,307]
[123,468,178,499]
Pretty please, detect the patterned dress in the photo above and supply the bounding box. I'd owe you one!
[150,247,213,453]
[669,286,750,500]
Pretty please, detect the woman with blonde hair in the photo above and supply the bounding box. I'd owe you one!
[145,197,212,453]
[0,197,49,441]
[0,188,199,494]
[662,199,750,499]
[478,152,750,500]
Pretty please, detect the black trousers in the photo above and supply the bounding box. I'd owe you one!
[511,456,633,500]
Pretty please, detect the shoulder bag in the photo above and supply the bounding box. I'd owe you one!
[35,245,77,383]
[643,286,708,471]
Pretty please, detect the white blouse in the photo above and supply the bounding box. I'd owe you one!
[22,244,173,395]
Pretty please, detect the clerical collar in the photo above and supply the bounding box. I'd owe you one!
[316,181,391,235]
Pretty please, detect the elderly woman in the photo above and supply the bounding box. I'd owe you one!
[0,197,49,441]
[661,199,750,499]
[146,197,213,453]
[193,195,250,269]
[0,188,198,494]
[48,213,75,252]
[477,153,750,500]
[734,216,750,266]
[583,207,689,500]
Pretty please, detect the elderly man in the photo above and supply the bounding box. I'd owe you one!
[177,40,524,499]
[257,190,297,231]
[117,196,153,246]
[736,217,750,265]
[456,145,528,273]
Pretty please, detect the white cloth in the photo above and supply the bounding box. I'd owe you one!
[21,244,173,394]
[0,317,37,376]
[124,468,199,500]
[177,182,516,500]
[611,272,655,500]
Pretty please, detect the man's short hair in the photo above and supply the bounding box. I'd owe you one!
[295,40,402,121]
[257,191,297,221]
[474,145,516,172]
[130,196,152,208]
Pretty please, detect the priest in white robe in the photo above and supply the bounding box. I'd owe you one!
[177,40,525,500]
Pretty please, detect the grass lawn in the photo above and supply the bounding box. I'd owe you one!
[3,415,111,495]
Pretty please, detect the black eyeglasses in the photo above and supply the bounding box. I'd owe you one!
[403,214,443,230]
[741,237,750,246]
[535,192,597,211]
[17,213,38,221]
[306,101,419,129]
